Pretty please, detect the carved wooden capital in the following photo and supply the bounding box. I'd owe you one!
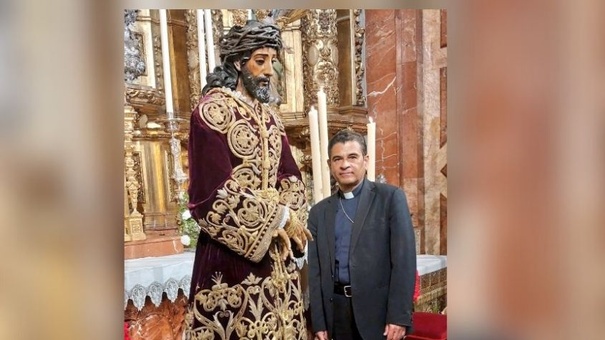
[125,84,165,112]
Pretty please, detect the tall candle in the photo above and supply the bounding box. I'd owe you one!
[317,88,331,197]
[308,106,324,203]
[367,118,376,181]
[197,10,208,90]
[159,9,174,118]
[204,10,216,72]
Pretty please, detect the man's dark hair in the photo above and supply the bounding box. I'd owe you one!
[202,20,283,95]
[328,128,368,157]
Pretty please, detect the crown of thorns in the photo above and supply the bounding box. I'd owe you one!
[219,21,283,61]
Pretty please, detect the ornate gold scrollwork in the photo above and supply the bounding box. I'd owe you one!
[352,9,366,107]
[211,10,223,61]
[185,9,201,111]
[230,9,248,27]
[301,10,339,114]
[125,104,147,241]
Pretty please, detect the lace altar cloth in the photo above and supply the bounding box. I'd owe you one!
[124,251,445,310]
[124,252,194,310]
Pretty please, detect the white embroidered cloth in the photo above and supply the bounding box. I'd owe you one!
[124,251,445,310]
[124,251,194,310]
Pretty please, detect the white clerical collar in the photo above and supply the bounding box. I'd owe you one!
[342,191,354,200]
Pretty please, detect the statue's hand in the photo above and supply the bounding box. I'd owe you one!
[272,228,292,261]
[284,212,313,252]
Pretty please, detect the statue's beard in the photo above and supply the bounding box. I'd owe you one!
[241,67,273,104]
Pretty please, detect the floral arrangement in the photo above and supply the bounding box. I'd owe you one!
[177,193,201,249]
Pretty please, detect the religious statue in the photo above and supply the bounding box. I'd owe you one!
[183,18,312,340]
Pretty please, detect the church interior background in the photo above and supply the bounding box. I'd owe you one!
[123,9,447,339]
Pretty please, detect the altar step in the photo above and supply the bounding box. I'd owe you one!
[125,235,184,259]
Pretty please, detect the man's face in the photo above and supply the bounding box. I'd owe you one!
[328,141,368,192]
[240,47,278,103]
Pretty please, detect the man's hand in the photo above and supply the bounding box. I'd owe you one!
[272,228,292,261]
[383,324,406,340]
[283,211,313,252]
[314,330,328,340]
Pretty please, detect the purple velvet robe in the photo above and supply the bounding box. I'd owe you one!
[183,88,308,340]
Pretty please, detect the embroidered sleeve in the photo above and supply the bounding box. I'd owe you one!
[187,93,286,263]
[275,127,308,224]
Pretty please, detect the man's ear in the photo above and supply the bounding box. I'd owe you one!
[234,60,241,71]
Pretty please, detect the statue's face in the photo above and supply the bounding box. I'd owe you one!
[240,47,278,103]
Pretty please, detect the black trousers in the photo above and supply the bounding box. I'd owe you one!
[332,293,363,340]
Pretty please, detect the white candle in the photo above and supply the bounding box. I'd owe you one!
[159,9,174,118]
[247,9,253,20]
[204,10,216,72]
[317,88,331,197]
[308,106,324,203]
[367,118,376,181]
[197,10,208,90]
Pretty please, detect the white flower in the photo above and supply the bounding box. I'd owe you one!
[182,210,192,220]
[180,235,191,246]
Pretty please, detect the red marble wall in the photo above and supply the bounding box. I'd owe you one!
[365,10,425,250]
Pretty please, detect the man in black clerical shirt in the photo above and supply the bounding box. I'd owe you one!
[308,129,416,340]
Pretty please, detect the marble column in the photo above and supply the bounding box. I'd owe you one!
[365,10,425,252]
[365,10,449,256]
[420,9,447,255]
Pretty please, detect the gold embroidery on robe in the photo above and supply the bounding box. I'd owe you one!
[196,90,289,262]
[183,248,307,340]
[186,88,308,339]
